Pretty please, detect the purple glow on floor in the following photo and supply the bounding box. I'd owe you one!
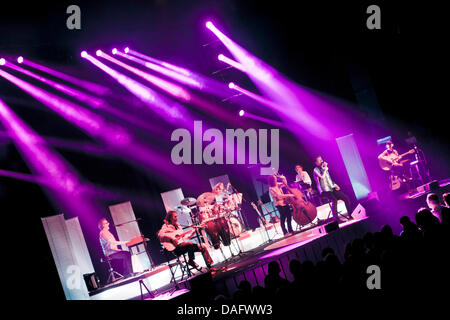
[20,58,109,96]
[82,52,189,124]
[259,234,323,260]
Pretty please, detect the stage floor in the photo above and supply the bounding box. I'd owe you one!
[89,203,367,300]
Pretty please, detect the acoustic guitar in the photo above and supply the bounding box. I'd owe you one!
[379,149,415,171]
[160,225,204,251]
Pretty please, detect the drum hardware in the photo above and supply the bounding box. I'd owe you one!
[196,192,216,207]
[250,201,275,244]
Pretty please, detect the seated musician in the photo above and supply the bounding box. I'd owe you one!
[268,174,295,236]
[98,218,134,278]
[295,165,313,200]
[378,140,412,181]
[158,210,213,270]
[295,165,312,187]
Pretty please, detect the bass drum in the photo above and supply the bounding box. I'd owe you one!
[228,216,243,237]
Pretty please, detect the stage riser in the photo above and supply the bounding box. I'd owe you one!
[88,204,361,300]
[213,218,376,297]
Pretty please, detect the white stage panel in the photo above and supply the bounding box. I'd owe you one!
[42,214,90,300]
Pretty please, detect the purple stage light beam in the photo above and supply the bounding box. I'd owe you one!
[0,67,201,188]
[3,60,161,134]
[97,51,191,102]
[0,67,131,147]
[218,54,247,73]
[114,50,202,89]
[82,52,189,124]
[0,97,102,223]
[125,48,191,77]
[4,61,104,108]
[240,110,286,128]
[207,21,332,140]
[20,57,109,96]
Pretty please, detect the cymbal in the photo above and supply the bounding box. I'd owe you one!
[196,192,216,207]
[180,197,197,206]
[174,205,190,213]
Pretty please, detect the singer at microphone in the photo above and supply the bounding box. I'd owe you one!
[313,156,353,222]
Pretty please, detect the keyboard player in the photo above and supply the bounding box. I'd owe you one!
[98,218,135,278]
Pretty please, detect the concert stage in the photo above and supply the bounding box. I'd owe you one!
[89,201,370,300]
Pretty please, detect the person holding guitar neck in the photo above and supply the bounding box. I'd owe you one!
[378,140,414,184]
[158,210,213,270]
[268,174,295,236]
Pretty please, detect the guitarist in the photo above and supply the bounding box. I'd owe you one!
[158,210,213,270]
[378,140,413,183]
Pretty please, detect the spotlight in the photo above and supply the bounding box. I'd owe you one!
[80,51,87,58]
[96,50,102,57]
[112,48,118,55]
[228,82,235,89]
[205,21,213,29]
[17,56,24,64]
[0,58,5,66]
[218,54,225,61]
[239,109,245,117]
[124,47,129,54]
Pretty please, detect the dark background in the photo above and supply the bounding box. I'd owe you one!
[0,0,448,300]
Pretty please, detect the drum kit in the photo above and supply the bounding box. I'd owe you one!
[175,190,244,250]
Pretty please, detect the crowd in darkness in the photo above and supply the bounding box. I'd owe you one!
[203,193,450,302]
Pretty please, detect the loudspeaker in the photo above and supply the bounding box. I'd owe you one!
[351,203,367,219]
[324,221,339,233]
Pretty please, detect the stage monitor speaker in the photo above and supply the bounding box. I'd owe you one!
[324,221,339,233]
[351,203,367,219]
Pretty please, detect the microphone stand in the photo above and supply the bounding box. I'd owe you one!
[228,184,258,256]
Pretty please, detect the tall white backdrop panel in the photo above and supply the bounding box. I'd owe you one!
[41,214,93,300]
[108,201,151,270]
